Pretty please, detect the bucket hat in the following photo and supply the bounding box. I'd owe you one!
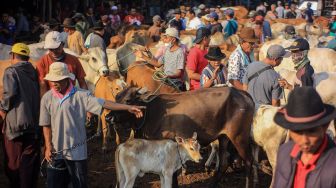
[44,62,75,81]
[164,27,179,39]
[274,87,336,131]
[204,46,226,61]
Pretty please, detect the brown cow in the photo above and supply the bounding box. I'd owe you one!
[111,86,255,188]
[94,71,127,151]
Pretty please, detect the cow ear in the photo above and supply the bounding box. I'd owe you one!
[192,132,197,140]
[175,136,184,144]
[137,87,148,95]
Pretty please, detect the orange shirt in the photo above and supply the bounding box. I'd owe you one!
[291,136,328,188]
[36,53,86,90]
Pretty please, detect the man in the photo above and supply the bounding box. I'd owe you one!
[273,87,336,188]
[85,21,106,52]
[36,31,88,97]
[276,1,285,18]
[278,38,314,89]
[222,8,238,39]
[101,15,114,46]
[255,13,272,41]
[245,11,257,28]
[329,11,336,36]
[124,8,144,26]
[209,12,223,35]
[284,25,297,40]
[134,28,185,90]
[40,62,144,188]
[304,2,314,23]
[227,27,259,90]
[283,3,291,18]
[186,10,202,30]
[256,2,267,14]
[85,7,97,28]
[109,6,121,32]
[0,13,16,45]
[62,18,87,55]
[243,45,285,108]
[186,27,210,90]
[266,4,278,21]
[148,15,162,42]
[169,9,183,31]
[72,13,90,38]
[1,43,40,188]
[196,4,206,17]
[286,4,298,19]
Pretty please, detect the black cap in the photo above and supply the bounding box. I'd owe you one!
[286,38,310,51]
[193,27,210,44]
[284,25,296,35]
[92,21,104,30]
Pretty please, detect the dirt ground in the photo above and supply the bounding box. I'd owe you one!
[0,127,272,188]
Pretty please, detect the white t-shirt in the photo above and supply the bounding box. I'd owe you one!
[186,17,202,30]
[276,6,285,18]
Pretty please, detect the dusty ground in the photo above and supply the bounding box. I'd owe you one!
[0,127,272,188]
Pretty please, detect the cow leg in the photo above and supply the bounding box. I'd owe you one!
[205,141,218,172]
[252,144,260,185]
[159,174,165,188]
[123,168,138,188]
[211,136,230,187]
[101,109,112,153]
[172,171,178,188]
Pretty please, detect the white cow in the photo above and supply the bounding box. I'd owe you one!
[115,132,202,188]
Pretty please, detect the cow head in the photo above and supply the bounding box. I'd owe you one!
[115,86,149,105]
[82,47,109,76]
[175,132,202,163]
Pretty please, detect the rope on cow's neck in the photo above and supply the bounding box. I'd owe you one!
[176,143,186,187]
[152,71,181,92]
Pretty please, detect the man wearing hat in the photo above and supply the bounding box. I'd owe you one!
[200,46,227,88]
[48,18,61,32]
[276,1,285,18]
[62,18,87,55]
[222,8,238,38]
[196,4,206,17]
[284,25,297,40]
[304,2,314,23]
[245,11,257,28]
[148,15,163,42]
[283,3,290,18]
[169,9,183,31]
[134,27,186,90]
[36,31,88,97]
[227,27,258,90]
[72,13,89,38]
[329,11,336,37]
[278,38,314,89]
[273,87,336,188]
[209,11,223,35]
[286,4,298,19]
[109,6,121,31]
[243,45,286,108]
[186,10,202,30]
[186,27,210,90]
[124,8,144,26]
[40,62,144,188]
[1,43,40,188]
[84,21,107,54]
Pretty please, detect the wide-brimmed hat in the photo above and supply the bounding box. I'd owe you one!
[92,21,104,30]
[44,31,63,49]
[194,27,210,44]
[274,87,336,131]
[238,27,259,43]
[62,18,75,28]
[44,62,75,81]
[205,46,226,61]
[286,38,310,51]
[164,27,179,39]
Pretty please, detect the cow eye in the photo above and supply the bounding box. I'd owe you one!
[190,147,194,151]
[92,57,97,62]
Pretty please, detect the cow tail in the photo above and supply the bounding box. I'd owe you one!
[115,146,122,188]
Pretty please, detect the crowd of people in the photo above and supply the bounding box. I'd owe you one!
[1,1,336,188]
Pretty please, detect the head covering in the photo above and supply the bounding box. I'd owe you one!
[62,18,75,28]
[48,18,60,27]
[255,15,264,22]
[286,38,310,51]
[174,9,181,14]
[111,6,118,10]
[274,87,336,131]
[44,31,63,49]
[225,8,235,17]
[11,43,30,57]
[209,12,218,19]
[331,11,336,16]
[92,21,104,30]
[198,4,206,10]
[194,27,210,44]
[164,27,179,39]
[238,27,259,43]
[284,25,296,35]
[152,15,161,22]
[307,2,312,7]
[44,62,75,81]
[248,10,257,18]
[267,45,286,59]
[205,46,226,61]
[101,15,109,22]
[72,13,84,19]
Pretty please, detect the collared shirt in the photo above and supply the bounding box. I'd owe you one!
[51,81,74,99]
[291,136,328,188]
[67,30,86,55]
[227,45,254,83]
[39,88,104,160]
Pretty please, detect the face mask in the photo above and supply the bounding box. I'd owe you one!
[164,42,170,47]
[292,51,305,64]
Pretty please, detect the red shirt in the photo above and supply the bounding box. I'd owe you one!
[291,135,328,188]
[186,46,208,90]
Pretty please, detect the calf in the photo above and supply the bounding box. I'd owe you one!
[115,132,202,188]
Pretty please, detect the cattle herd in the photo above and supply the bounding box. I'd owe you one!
[0,5,336,188]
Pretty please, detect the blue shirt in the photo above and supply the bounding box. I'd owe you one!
[224,19,238,38]
[329,21,336,37]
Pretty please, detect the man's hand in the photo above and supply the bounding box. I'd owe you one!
[128,105,146,118]
[213,67,220,78]
[278,78,293,90]
[44,145,54,162]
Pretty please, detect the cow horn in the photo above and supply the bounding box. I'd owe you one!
[137,87,148,95]
[192,132,197,140]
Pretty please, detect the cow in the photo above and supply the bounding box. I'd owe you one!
[94,71,127,151]
[110,86,255,188]
[115,132,202,188]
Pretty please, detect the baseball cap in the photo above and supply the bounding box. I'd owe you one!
[111,6,118,10]
[284,25,296,35]
[286,38,310,51]
[11,43,30,56]
[225,8,235,16]
[44,62,75,81]
[193,27,210,44]
[209,12,218,19]
[44,31,62,49]
[267,45,286,59]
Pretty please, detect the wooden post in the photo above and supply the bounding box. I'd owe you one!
[48,0,52,21]
[42,0,46,22]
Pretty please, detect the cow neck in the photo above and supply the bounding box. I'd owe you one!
[176,143,187,168]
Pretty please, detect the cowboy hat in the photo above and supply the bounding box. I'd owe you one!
[274,87,336,131]
[238,27,259,43]
[204,46,226,61]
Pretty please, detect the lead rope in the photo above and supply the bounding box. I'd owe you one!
[176,143,186,187]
